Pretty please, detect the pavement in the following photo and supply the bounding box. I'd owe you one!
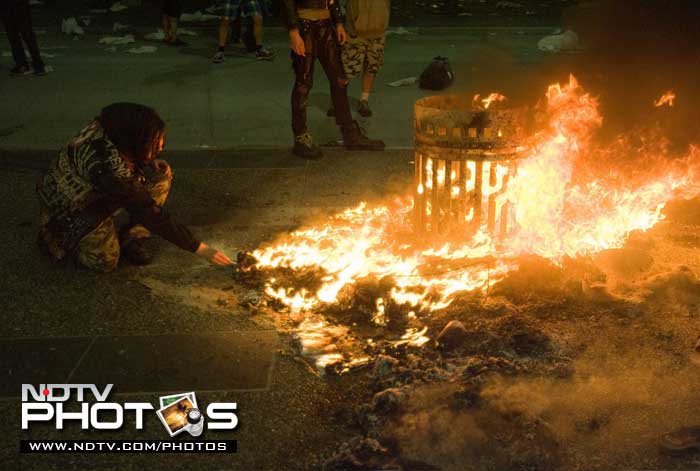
[0,2,564,153]
[0,3,572,469]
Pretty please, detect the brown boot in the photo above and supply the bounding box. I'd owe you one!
[341,121,385,151]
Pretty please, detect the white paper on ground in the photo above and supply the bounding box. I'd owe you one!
[179,11,219,22]
[110,1,128,12]
[2,50,55,58]
[537,30,581,52]
[61,18,84,36]
[386,27,417,36]
[126,46,158,54]
[496,1,524,8]
[386,76,417,87]
[113,22,131,32]
[145,30,165,40]
[99,34,135,45]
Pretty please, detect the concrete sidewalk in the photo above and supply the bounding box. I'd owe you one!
[0,22,557,153]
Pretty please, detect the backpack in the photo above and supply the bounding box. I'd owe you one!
[419,56,454,90]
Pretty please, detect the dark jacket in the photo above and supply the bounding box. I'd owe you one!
[281,0,344,30]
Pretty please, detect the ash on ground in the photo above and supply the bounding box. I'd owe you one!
[236,197,700,471]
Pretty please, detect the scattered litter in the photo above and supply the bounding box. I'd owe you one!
[179,10,219,22]
[496,1,524,7]
[113,22,131,32]
[44,65,54,73]
[537,30,581,52]
[386,76,417,87]
[145,28,197,40]
[126,45,157,54]
[385,27,417,36]
[110,1,128,12]
[61,17,84,36]
[99,34,135,45]
[3,50,55,59]
[145,30,165,41]
[204,4,223,13]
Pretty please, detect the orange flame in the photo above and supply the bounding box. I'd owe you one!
[253,75,699,320]
[654,90,676,107]
[473,93,507,110]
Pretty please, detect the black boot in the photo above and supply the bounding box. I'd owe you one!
[293,132,323,160]
[341,121,384,151]
[121,239,152,266]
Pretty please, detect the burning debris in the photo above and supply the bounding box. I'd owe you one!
[238,76,699,356]
[231,74,700,469]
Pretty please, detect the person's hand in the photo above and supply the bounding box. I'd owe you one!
[195,242,234,266]
[336,24,347,45]
[153,159,172,179]
[289,29,305,56]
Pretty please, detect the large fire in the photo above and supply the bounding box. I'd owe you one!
[250,76,699,362]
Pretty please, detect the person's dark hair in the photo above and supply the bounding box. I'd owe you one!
[97,103,165,164]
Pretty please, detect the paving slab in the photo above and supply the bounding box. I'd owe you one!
[1,331,277,398]
[0,337,93,397]
[71,331,278,393]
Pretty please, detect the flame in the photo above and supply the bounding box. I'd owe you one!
[474,92,507,109]
[654,90,676,107]
[252,75,700,356]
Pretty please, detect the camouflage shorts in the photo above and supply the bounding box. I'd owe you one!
[75,160,172,272]
[341,35,386,78]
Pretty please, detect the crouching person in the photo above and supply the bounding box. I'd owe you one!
[37,103,233,272]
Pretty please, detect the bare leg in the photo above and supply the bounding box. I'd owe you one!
[362,68,376,98]
[162,14,172,41]
[169,16,178,40]
[252,14,263,47]
[218,18,230,48]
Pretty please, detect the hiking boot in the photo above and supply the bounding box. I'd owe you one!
[293,132,323,160]
[326,107,335,117]
[358,100,373,117]
[212,50,225,64]
[10,64,31,76]
[254,46,274,61]
[341,121,385,151]
[33,63,47,76]
[121,239,152,266]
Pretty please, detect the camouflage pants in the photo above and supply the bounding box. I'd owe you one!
[76,160,172,272]
[341,35,386,79]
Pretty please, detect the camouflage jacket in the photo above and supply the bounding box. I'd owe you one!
[37,121,199,258]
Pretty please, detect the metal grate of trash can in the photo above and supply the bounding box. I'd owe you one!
[413,95,529,239]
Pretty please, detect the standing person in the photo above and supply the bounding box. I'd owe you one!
[282,0,385,159]
[0,0,45,76]
[213,0,274,63]
[334,0,391,118]
[162,0,186,46]
[37,103,233,272]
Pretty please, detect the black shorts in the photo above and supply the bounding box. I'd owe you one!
[163,0,181,18]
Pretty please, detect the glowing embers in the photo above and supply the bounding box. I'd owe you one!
[413,95,528,239]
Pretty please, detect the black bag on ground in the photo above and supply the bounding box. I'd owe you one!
[419,56,454,90]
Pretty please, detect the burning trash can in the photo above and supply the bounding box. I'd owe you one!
[413,94,529,239]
